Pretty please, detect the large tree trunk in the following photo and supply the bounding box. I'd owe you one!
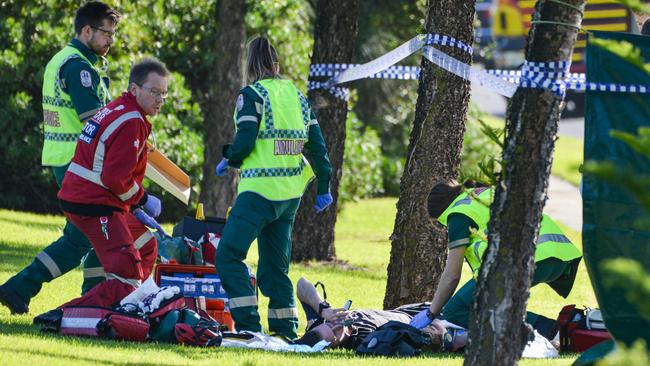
[383,0,475,309]
[198,0,246,216]
[465,1,584,364]
[291,0,359,261]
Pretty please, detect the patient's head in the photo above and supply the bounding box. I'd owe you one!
[294,322,351,348]
[420,321,445,351]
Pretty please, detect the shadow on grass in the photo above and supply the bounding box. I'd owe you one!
[0,241,40,273]
[248,348,465,361]
[0,320,205,362]
[0,320,40,335]
[0,320,464,362]
[0,346,177,366]
[0,216,64,233]
[166,344,466,361]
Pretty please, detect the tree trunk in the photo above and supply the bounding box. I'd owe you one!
[383,0,475,309]
[465,1,584,364]
[291,0,359,261]
[198,0,246,217]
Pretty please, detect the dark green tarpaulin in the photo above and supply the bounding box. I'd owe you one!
[583,30,650,347]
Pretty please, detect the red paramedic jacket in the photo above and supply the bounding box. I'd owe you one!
[59,92,151,213]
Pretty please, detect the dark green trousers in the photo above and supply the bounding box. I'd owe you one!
[215,192,301,340]
[4,165,105,304]
[443,257,568,328]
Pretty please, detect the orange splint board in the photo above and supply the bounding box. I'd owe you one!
[145,142,191,204]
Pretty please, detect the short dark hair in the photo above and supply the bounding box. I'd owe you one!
[642,19,650,36]
[74,2,121,35]
[129,57,170,86]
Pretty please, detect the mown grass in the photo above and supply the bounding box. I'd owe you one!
[552,134,583,187]
[0,197,592,365]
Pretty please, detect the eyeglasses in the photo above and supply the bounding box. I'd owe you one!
[91,26,117,38]
[135,83,168,100]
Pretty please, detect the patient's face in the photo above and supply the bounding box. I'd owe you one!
[303,322,351,348]
[423,320,446,335]
[420,320,446,352]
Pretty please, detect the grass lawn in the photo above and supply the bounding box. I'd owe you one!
[553,134,583,187]
[0,197,594,365]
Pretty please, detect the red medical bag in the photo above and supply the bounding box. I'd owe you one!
[558,304,612,352]
[60,306,149,341]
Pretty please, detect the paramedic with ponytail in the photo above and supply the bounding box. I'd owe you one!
[215,36,333,340]
[409,180,582,341]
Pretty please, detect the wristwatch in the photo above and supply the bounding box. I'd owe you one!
[318,301,331,317]
[426,308,438,321]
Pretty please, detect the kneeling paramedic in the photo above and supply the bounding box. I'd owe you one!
[410,181,583,341]
[55,58,170,309]
[214,37,333,340]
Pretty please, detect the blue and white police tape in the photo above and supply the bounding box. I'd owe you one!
[308,33,472,97]
[310,64,420,80]
[422,47,570,97]
[567,82,649,93]
[421,46,518,97]
[328,36,426,86]
[422,33,473,54]
[519,60,571,98]
[309,32,650,99]
[485,70,649,93]
[485,69,586,82]
[307,81,350,101]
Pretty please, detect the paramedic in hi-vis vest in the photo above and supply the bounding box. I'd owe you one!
[53,58,169,309]
[409,180,582,342]
[214,37,333,340]
[0,2,120,315]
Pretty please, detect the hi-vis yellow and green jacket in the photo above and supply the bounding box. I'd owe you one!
[438,187,582,279]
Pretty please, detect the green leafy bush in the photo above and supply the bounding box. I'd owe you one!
[339,112,384,204]
[0,0,314,220]
[459,104,503,185]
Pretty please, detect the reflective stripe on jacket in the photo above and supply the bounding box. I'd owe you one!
[58,92,150,211]
[438,187,582,277]
[42,45,109,166]
[236,78,314,201]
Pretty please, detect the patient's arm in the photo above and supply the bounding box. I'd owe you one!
[297,277,351,323]
[297,277,325,312]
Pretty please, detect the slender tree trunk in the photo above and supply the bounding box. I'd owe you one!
[198,0,246,216]
[465,1,584,364]
[291,0,359,261]
[383,0,475,309]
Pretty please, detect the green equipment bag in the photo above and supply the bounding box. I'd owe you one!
[154,232,203,265]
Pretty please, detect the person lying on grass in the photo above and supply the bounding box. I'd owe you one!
[293,277,467,352]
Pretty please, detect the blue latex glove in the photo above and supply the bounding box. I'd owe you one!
[409,309,433,329]
[142,194,162,218]
[215,158,229,176]
[314,192,333,213]
[133,209,168,237]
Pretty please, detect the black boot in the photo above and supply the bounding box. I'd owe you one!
[0,284,29,314]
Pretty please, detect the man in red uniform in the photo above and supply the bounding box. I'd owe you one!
[56,57,170,308]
